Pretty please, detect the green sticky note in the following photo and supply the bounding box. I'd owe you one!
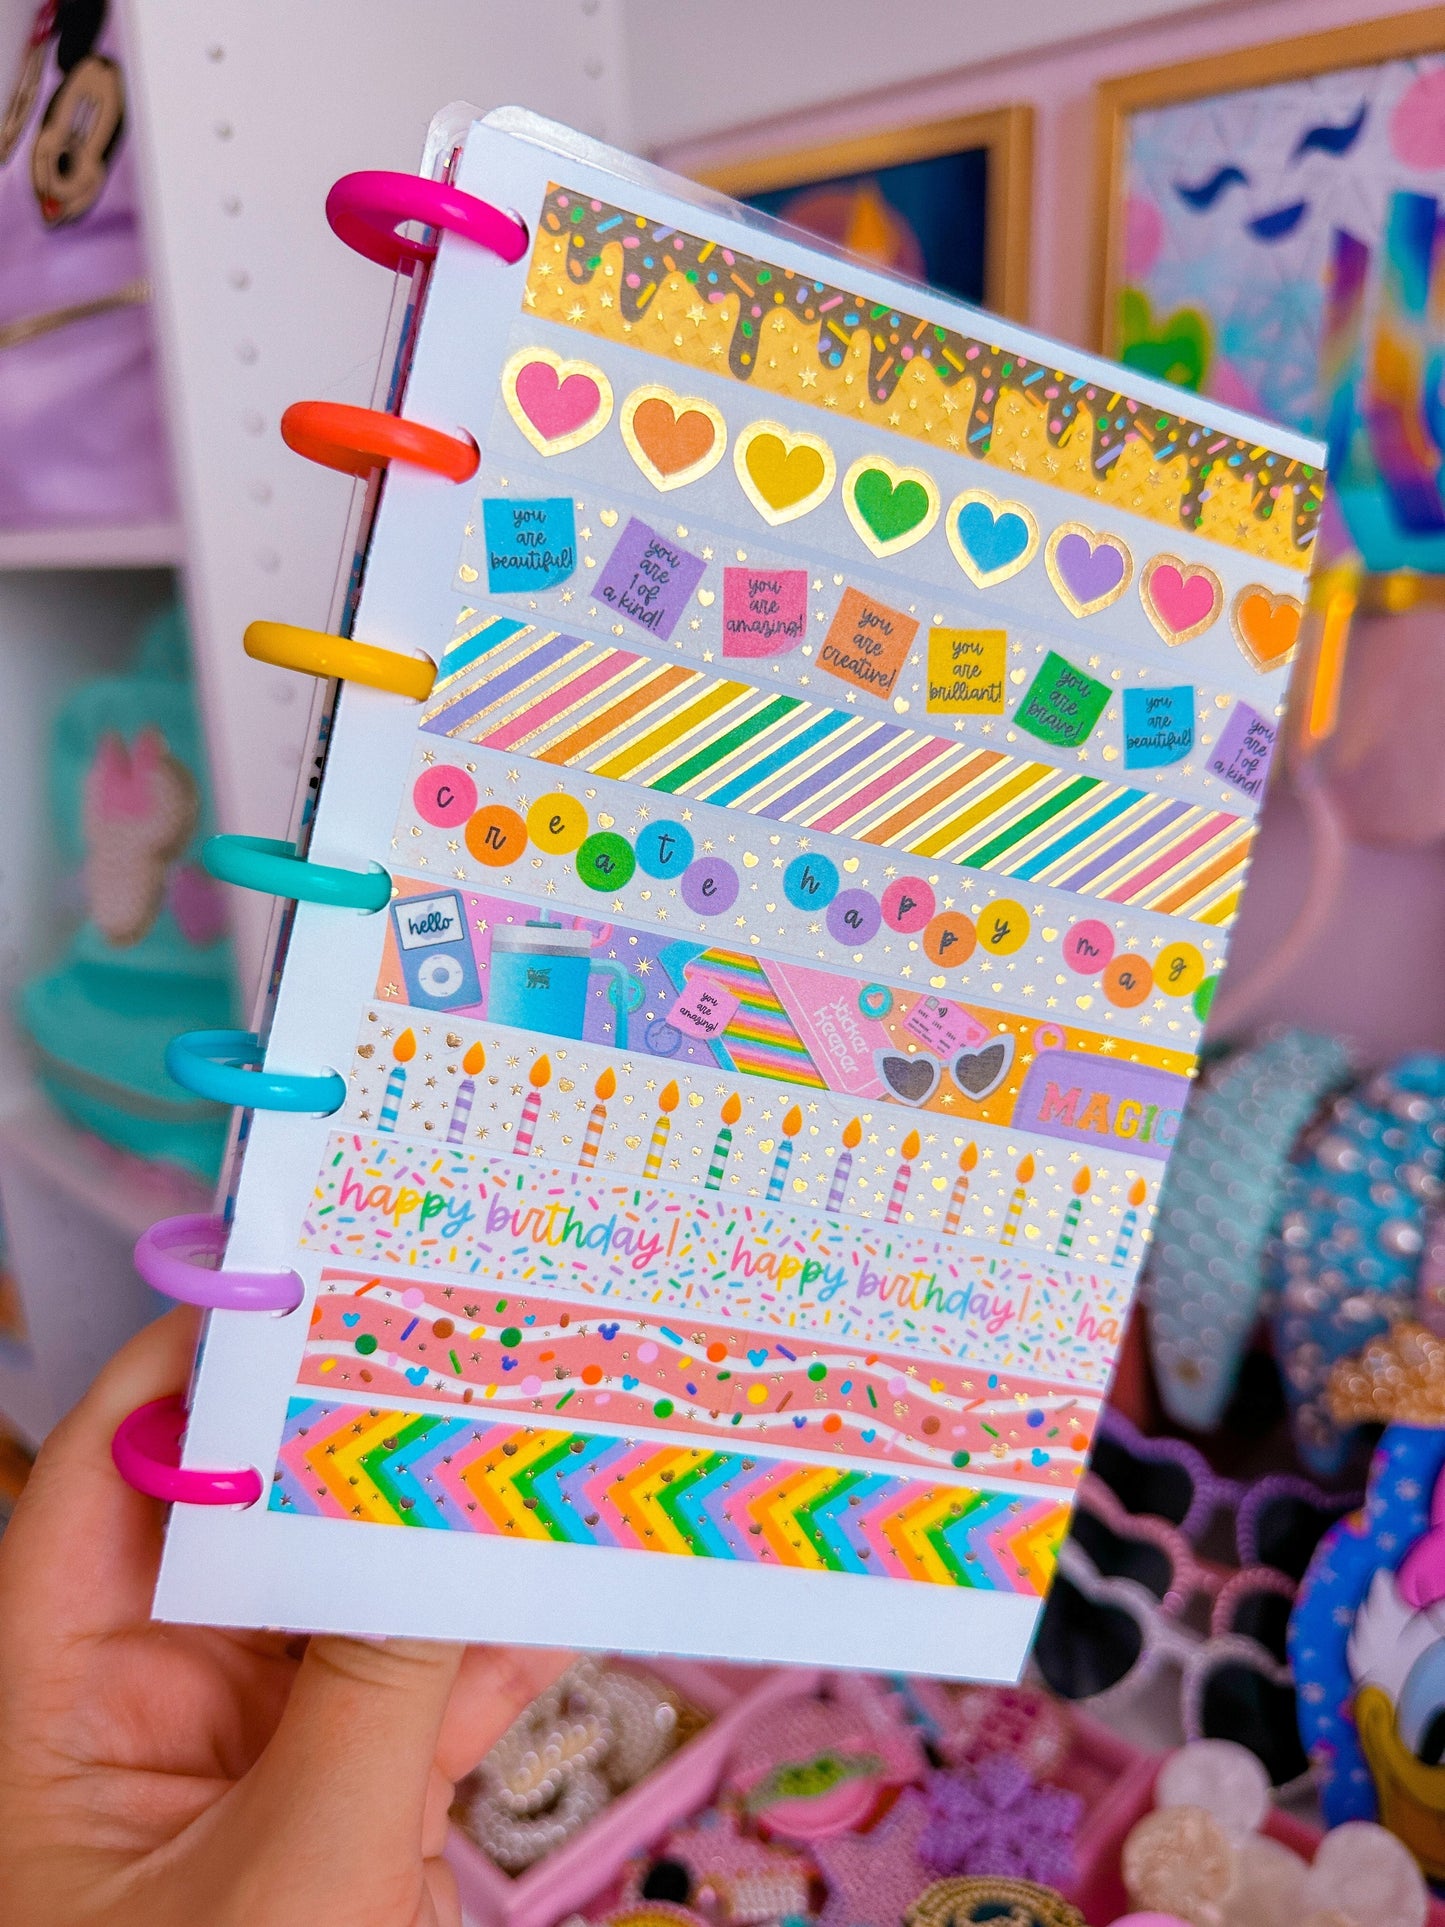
[1014,650,1110,748]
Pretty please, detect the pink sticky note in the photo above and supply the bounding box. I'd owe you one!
[903,995,990,1055]
[722,567,809,657]
[668,974,740,1040]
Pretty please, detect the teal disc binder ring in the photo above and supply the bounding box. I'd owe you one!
[203,834,392,912]
[165,1030,346,1114]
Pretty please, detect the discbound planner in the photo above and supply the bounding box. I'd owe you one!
[152,107,1324,1674]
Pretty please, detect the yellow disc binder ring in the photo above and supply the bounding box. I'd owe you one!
[244,621,436,701]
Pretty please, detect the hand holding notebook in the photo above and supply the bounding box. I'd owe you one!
[117,107,1323,1675]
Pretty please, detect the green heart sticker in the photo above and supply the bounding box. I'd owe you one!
[852,467,930,543]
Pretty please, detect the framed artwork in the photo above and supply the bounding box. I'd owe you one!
[1094,9,1445,572]
[698,107,1034,321]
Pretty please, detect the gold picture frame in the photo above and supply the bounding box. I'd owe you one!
[1092,5,1445,353]
[698,106,1035,323]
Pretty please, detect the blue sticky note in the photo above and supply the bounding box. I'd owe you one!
[482,497,576,591]
[1123,685,1194,769]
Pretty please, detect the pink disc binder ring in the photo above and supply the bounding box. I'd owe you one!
[112,1396,264,1508]
[135,1214,305,1314]
[326,170,529,272]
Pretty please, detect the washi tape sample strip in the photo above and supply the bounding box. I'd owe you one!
[274,164,1320,1608]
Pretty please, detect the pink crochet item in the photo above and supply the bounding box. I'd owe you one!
[812,1788,932,1927]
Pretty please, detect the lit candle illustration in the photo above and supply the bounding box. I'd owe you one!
[514,1054,550,1156]
[643,1079,680,1179]
[446,1040,486,1144]
[1113,1176,1148,1267]
[578,1066,615,1170]
[704,1092,743,1191]
[1000,1154,1035,1247]
[378,1028,415,1133]
[885,1130,921,1226]
[826,1117,863,1214]
[1056,1166,1091,1257]
[943,1140,978,1236]
[766,1104,803,1203]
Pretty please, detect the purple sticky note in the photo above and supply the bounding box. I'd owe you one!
[1208,701,1277,800]
[596,517,705,639]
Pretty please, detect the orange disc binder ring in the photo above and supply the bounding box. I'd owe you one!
[280,400,479,482]
[244,620,436,701]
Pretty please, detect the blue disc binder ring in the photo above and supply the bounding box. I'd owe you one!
[165,1030,346,1114]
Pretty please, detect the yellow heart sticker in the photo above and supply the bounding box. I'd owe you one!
[732,420,836,526]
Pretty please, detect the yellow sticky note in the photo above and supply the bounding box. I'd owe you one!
[926,627,1007,714]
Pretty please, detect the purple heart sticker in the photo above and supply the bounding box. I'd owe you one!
[1055,531,1125,605]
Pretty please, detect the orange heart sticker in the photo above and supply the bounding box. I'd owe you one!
[1231,585,1302,671]
[620,385,726,491]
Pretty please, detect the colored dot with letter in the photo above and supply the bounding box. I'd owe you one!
[978,898,1030,954]
[1104,952,1153,1007]
[826,889,881,945]
[784,853,839,911]
[923,911,976,968]
[576,831,636,892]
[464,804,527,867]
[636,819,694,878]
[413,765,476,828]
[881,876,935,933]
[1156,940,1204,997]
[1063,919,1114,974]
[680,856,739,915]
[527,792,588,853]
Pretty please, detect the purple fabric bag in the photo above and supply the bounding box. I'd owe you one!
[0,0,172,528]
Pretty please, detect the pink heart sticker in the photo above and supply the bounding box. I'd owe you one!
[1149,564,1217,633]
[514,360,602,442]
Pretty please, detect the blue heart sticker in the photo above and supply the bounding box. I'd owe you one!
[793,1415,806,1428]
[747,1348,769,1367]
[861,1428,877,1443]
[341,1312,360,1328]
[956,498,1030,575]
[406,1366,427,1386]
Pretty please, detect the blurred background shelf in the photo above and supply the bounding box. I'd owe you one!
[0,521,185,571]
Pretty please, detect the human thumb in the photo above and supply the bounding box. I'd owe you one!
[224,1635,463,1916]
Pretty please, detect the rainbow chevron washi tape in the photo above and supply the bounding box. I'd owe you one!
[420,614,1253,925]
[272,1397,1069,1591]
